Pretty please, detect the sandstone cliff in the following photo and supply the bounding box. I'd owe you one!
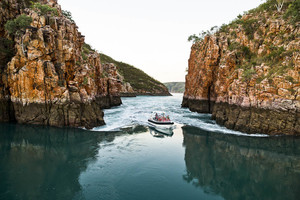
[183,0,299,135]
[101,62,135,96]
[0,0,122,129]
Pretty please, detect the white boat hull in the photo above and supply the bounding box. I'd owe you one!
[148,120,175,130]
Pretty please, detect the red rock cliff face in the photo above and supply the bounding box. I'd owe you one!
[183,8,300,135]
[0,0,122,129]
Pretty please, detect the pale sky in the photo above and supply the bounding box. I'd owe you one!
[59,0,263,82]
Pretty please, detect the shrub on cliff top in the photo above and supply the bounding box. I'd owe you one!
[188,26,219,43]
[81,43,95,61]
[62,10,74,23]
[83,43,95,52]
[31,2,58,16]
[250,0,299,15]
[4,14,32,36]
[187,34,202,43]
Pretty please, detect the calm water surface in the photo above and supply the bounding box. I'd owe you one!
[1,94,300,200]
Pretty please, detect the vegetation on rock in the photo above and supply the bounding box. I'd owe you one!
[62,10,74,22]
[31,2,58,16]
[189,0,299,43]
[284,0,300,24]
[100,53,169,94]
[81,43,94,61]
[0,0,122,128]
[187,26,218,43]
[191,0,299,83]
[183,0,299,135]
[4,14,32,36]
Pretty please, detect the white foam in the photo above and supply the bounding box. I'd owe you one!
[93,94,268,137]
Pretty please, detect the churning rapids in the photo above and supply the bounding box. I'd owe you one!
[94,94,267,137]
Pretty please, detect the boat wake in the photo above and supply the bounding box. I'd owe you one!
[93,94,268,137]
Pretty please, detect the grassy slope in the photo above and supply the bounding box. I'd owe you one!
[164,82,185,93]
[100,53,169,93]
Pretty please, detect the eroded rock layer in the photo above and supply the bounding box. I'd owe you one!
[0,0,122,129]
[183,2,300,135]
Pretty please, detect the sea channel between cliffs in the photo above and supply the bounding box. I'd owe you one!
[0,0,300,198]
[1,94,300,200]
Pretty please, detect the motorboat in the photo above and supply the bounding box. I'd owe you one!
[148,111,175,130]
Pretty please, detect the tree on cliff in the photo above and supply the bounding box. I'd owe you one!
[62,10,75,22]
[30,2,58,16]
[274,0,296,11]
[188,26,218,43]
[4,14,32,36]
[261,0,297,12]
[275,0,285,11]
[4,14,32,55]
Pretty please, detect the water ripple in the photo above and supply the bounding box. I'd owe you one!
[93,94,268,137]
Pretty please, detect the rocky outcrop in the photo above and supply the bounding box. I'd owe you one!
[183,2,300,135]
[102,63,136,97]
[99,53,171,96]
[0,0,122,129]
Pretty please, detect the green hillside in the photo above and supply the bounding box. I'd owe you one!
[100,53,169,94]
[164,82,185,93]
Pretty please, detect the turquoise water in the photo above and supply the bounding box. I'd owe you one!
[1,94,300,200]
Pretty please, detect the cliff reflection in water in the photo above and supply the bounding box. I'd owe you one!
[182,126,300,200]
[0,123,121,200]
